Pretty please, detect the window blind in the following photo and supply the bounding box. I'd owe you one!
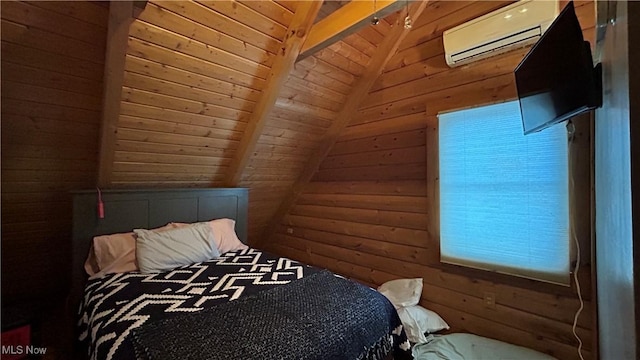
[438,100,570,285]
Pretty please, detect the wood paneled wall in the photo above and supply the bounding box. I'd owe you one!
[267,1,596,359]
[108,0,278,187]
[1,1,108,303]
[101,0,392,243]
[241,20,392,241]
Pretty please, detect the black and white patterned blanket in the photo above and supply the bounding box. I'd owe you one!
[78,248,412,360]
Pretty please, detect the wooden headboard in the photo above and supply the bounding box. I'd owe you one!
[69,188,248,305]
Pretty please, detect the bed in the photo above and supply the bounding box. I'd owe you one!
[71,188,412,360]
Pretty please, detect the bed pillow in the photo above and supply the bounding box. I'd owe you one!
[135,222,220,274]
[377,278,423,308]
[411,333,557,359]
[84,223,174,279]
[171,218,248,254]
[397,305,450,343]
[90,232,137,278]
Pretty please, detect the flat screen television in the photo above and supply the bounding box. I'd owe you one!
[515,1,602,135]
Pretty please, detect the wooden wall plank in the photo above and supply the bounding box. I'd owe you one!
[312,163,426,182]
[291,204,427,230]
[274,97,337,120]
[129,18,270,81]
[155,1,281,54]
[113,151,230,167]
[125,37,264,90]
[253,142,313,156]
[297,192,427,213]
[1,1,107,308]
[340,112,427,141]
[110,172,225,183]
[198,1,288,40]
[270,106,333,127]
[341,33,377,58]
[238,0,293,28]
[266,116,328,135]
[122,71,254,111]
[282,214,433,250]
[320,40,370,74]
[278,86,346,112]
[1,41,104,81]
[116,127,238,149]
[115,139,231,158]
[1,128,98,148]
[1,18,105,64]
[332,128,426,154]
[1,98,100,124]
[320,146,425,169]
[121,86,252,122]
[2,1,107,44]
[119,102,246,133]
[2,114,99,137]
[284,73,347,103]
[273,0,296,14]
[289,62,353,94]
[106,1,313,188]
[124,55,261,101]
[303,180,427,196]
[25,1,108,26]
[2,62,103,97]
[129,21,266,84]
[224,1,323,186]
[3,81,102,110]
[257,132,320,149]
[260,1,429,246]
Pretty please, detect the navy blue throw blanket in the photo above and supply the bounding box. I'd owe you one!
[131,270,411,360]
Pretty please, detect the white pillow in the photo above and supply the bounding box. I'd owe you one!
[134,222,220,273]
[169,218,248,254]
[377,278,423,308]
[397,305,450,343]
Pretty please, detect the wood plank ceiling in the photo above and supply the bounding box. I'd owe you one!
[98,0,411,241]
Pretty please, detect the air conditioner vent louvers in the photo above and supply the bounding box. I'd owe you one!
[450,26,542,62]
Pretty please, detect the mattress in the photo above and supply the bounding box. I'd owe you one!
[78,248,412,360]
[411,333,557,360]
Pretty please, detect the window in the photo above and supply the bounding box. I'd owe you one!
[438,100,570,285]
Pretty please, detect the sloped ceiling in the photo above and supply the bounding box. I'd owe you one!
[98,0,414,241]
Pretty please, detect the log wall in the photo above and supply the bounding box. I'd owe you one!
[240,18,393,241]
[1,1,108,303]
[267,1,597,359]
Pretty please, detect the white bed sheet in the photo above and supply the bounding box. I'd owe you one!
[412,333,557,360]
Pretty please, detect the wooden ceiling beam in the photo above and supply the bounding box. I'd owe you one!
[298,0,405,60]
[260,1,430,246]
[97,1,140,187]
[224,1,323,186]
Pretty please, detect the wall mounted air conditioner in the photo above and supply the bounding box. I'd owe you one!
[443,0,559,67]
